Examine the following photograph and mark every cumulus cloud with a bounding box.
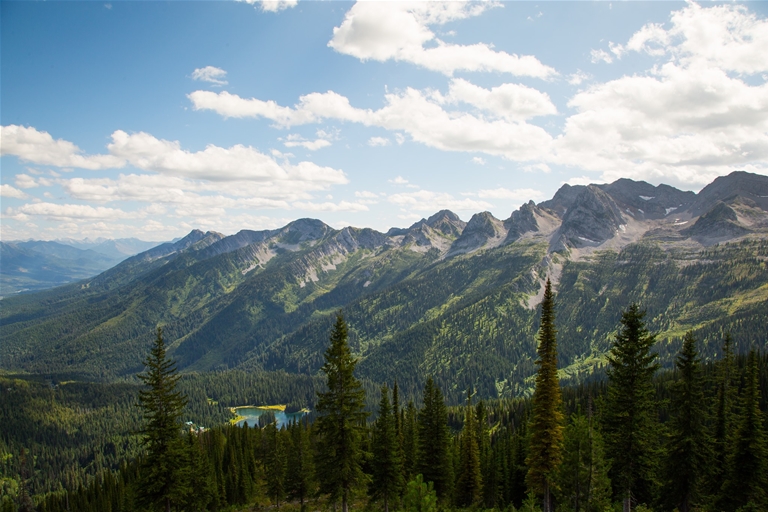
[0,184,28,199]
[475,187,544,201]
[10,202,136,221]
[368,136,390,147]
[328,1,556,78]
[590,49,613,64]
[435,78,557,121]
[238,0,298,12]
[568,70,591,86]
[282,133,332,150]
[1,125,124,170]
[472,157,485,165]
[292,200,368,212]
[191,66,228,86]
[389,176,410,185]
[189,83,554,161]
[388,189,492,212]
[556,2,768,186]
[355,190,379,199]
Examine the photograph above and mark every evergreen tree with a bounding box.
[286,419,315,510]
[403,475,437,512]
[176,431,215,512]
[556,410,611,512]
[455,388,482,507]
[475,400,494,508]
[602,304,660,512]
[711,332,736,494]
[137,327,188,512]
[719,350,768,511]
[403,400,418,482]
[416,377,452,501]
[265,423,287,507]
[371,385,404,512]
[526,279,564,512]
[661,331,710,512]
[315,312,368,512]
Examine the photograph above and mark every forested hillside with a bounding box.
[2,173,767,404]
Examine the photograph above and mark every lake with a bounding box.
[234,406,308,429]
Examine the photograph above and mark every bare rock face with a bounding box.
[538,183,585,217]
[687,171,768,216]
[598,178,695,220]
[682,201,752,241]
[449,211,506,254]
[553,186,626,249]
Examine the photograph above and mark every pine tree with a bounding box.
[556,409,611,512]
[416,377,452,501]
[315,312,368,512]
[526,279,564,512]
[403,400,418,482]
[455,388,483,507]
[371,385,404,512]
[403,475,437,512]
[719,350,768,511]
[602,304,660,512]
[265,423,287,507]
[476,400,494,508]
[661,331,710,512]
[286,419,315,510]
[137,327,188,512]
[711,332,736,494]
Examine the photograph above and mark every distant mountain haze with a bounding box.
[1,172,766,401]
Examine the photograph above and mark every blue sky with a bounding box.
[2,1,767,241]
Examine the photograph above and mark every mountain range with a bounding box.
[1,171,767,402]
[0,237,161,295]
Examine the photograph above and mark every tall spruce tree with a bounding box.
[711,332,737,495]
[137,327,188,512]
[403,400,418,482]
[526,279,564,512]
[602,304,660,512]
[315,312,368,512]
[371,385,404,512]
[555,410,611,512]
[265,423,287,507]
[416,377,452,501]
[455,388,483,507]
[661,331,710,512]
[286,419,315,510]
[719,350,768,511]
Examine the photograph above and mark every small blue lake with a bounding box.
[234,407,308,429]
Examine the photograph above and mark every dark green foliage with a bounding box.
[719,350,768,511]
[526,279,564,512]
[315,312,368,512]
[416,377,452,501]
[661,332,710,512]
[402,400,418,482]
[371,385,404,512]
[286,419,315,507]
[403,475,437,512]
[711,332,737,495]
[136,328,188,512]
[602,304,660,510]
[556,409,611,512]
[455,389,482,507]
[264,423,287,506]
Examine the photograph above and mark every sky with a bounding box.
[1,1,767,242]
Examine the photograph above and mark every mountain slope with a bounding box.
[1,172,767,402]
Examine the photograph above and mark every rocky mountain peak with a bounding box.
[449,211,506,254]
[687,171,768,216]
[553,185,626,249]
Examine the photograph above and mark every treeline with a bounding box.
[20,306,768,512]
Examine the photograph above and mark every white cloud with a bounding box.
[292,200,368,212]
[395,133,406,145]
[568,70,591,86]
[472,157,485,165]
[14,174,39,189]
[10,202,136,221]
[389,176,410,185]
[436,78,557,121]
[368,136,390,147]
[522,163,550,174]
[555,3,768,186]
[191,66,228,86]
[283,133,332,150]
[355,190,379,199]
[590,49,613,64]
[190,85,553,161]
[388,189,492,212]
[238,0,298,12]
[328,1,556,78]
[565,176,604,187]
[1,125,124,170]
[0,184,28,199]
[475,187,543,201]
